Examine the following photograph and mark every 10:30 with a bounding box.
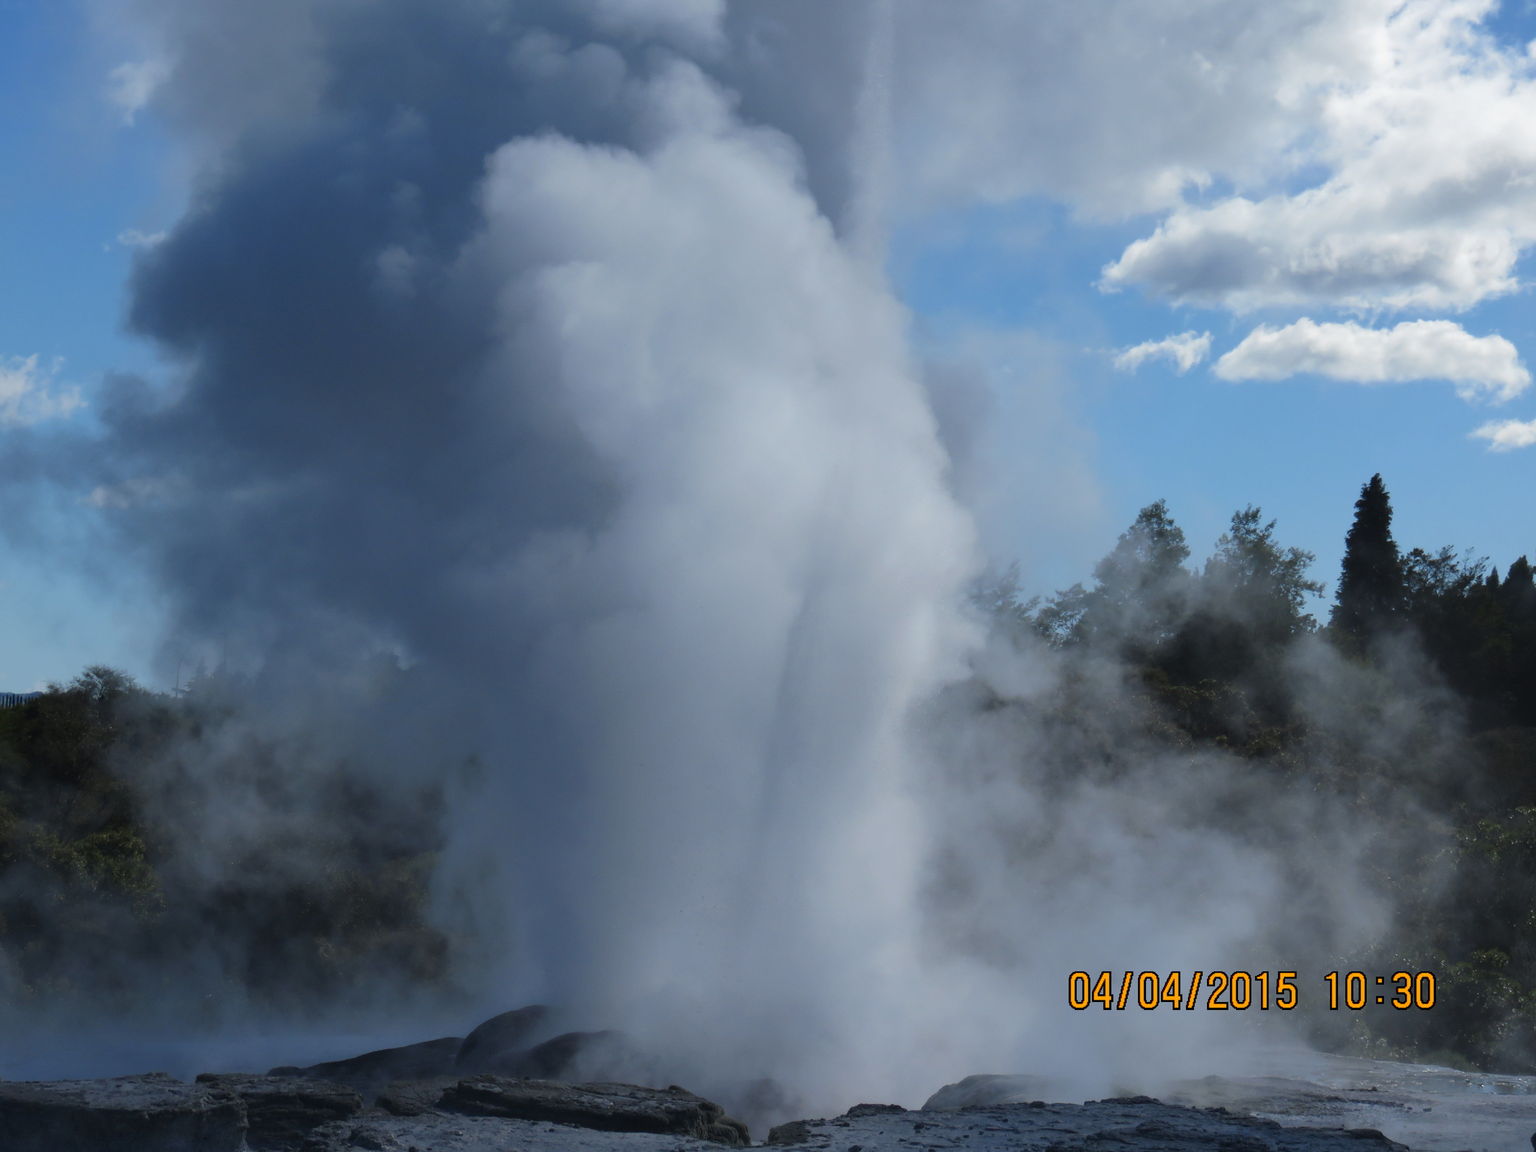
[1325,970,1436,1009]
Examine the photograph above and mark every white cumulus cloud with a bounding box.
[1214,319,1530,403]
[1472,418,1536,451]
[0,356,85,427]
[1113,331,1212,374]
[1102,0,1536,313]
[889,0,1404,217]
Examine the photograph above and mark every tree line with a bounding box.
[994,473,1536,730]
[976,473,1536,1071]
[0,667,450,1026]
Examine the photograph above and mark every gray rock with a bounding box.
[455,1004,550,1069]
[299,1112,732,1152]
[195,1073,363,1150]
[0,1072,1445,1152]
[767,1118,816,1145]
[842,1102,905,1118]
[0,1071,246,1152]
[774,1096,1412,1152]
[439,1075,750,1145]
[270,1036,462,1096]
[924,1060,1536,1151]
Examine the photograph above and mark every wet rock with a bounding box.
[195,1073,363,1150]
[0,1071,246,1152]
[455,1004,550,1069]
[270,1036,462,1096]
[439,1075,750,1145]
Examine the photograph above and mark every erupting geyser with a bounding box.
[4,0,1434,1125]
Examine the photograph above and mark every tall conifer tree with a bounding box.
[1503,555,1534,604]
[1330,473,1405,646]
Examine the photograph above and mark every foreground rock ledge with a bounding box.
[770,1097,1411,1152]
[0,1073,749,1151]
[0,1072,246,1152]
[298,1113,742,1152]
[194,1073,364,1150]
[441,1076,750,1145]
[0,1077,1430,1152]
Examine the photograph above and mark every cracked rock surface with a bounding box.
[194,1073,364,1150]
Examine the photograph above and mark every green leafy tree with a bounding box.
[1161,507,1320,703]
[1397,546,1521,725]
[1043,500,1192,655]
[1496,556,1536,725]
[1204,506,1324,644]
[1330,473,1406,648]
[1034,582,1089,646]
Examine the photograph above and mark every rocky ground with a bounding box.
[0,1007,1512,1151]
[767,1098,1412,1152]
[922,1056,1536,1152]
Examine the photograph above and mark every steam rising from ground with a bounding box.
[19,0,1448,1117]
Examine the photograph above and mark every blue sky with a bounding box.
[894,189,1536,601]
[0,0,180,690]
[6,1,1536,688]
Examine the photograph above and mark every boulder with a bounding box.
[270,1036,462,1096]
[195,1073,363,1150]
[0,1072,246,1152]
[439,1075,750,1145]
[455,1004,550,1069]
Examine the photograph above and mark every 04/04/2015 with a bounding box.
[1067,970,1437,1011]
